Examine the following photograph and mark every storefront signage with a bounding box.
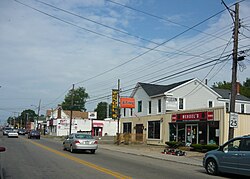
[120,97,135,108]
[112,89,119,119]
[166,97,178,110]
[88,112,97,119]
[172,111,214,122]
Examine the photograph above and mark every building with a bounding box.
[46,105,117,137]
[120,79,250,145]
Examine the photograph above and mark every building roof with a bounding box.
[64,110,88,119]
[212,88,250,101]
[138,79,192,97]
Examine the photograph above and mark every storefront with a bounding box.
[169,111,220,145]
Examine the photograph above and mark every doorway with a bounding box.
[185,124,198,145]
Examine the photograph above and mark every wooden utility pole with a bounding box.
[229,3,239,140]
[37,99,41,130]
[69,84,75,135]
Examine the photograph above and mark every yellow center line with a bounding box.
[23,138,132,179]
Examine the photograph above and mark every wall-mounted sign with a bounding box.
[172,111,214,122]
[88,112,97,119]
[112,89,119,119]
[120,97,135,108]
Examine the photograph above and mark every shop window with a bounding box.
[148,101,151,114]
[138,101,142,113]
[158,99,161,113]
[169,123,176,141]
[241,104,245,113]
[178,98,183,110]
[123,122,132,134]
[148,121,160,139]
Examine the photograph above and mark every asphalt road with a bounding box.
[0,134,246,179]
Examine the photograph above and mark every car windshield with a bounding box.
[75,134,93,139]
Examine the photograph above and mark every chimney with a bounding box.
[205,79,208,85]
[57,104,62,119]
[236,82,240,95]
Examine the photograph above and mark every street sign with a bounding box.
[230,112,238,128]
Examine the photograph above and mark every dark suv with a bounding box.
[203,135,250,176]
[28,130,40,139]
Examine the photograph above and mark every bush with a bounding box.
[165,141,184,148]
[191,144,219,152]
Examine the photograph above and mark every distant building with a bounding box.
[46,105,117,136]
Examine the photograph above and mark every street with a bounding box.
[0,134,246,179]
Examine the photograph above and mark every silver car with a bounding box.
[63,133,98,154]
[203,135,250,177]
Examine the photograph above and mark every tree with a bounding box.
[62,86,89,111]
[213,78,250,98]
[94,102,111,120]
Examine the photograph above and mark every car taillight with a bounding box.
[74,140,80,144]
[94,141,98,144]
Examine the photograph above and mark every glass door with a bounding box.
[185,124,198,145]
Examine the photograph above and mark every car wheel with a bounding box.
[90,150,96,154]
[70,145,75,153]
[206,159,218,175]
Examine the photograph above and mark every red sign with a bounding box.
[172,111,213,122]
[120,97,135,108]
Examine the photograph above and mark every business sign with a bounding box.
[120,97,135,108]
[229,112,238,128]
[112,89,119,119]
[166,97,178,110]
[88,112,97,119]
[172,111,214,122]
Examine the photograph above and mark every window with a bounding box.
[148,120,160,139]
[130,108,133,116]
[123,122,132,133]
[223,139,241,152]
[241,104,245,113]
[179,98,183,110]
[148,101,151,114]
[123,108,126,117]
[208,101,213,108]
[226,102,229,112]
[138,101,142,112]
[240,139,250,151]
[158,99,161,113]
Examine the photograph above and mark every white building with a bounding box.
[46,106,117,137]
[120,78,250,145]
[121,78,250,118]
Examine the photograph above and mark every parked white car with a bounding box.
[7,129,19,138]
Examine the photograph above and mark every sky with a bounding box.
[0,0,250,124]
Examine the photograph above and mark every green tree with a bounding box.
[94,102,112,120]
[62,87,89,111]
[213,78,250,98]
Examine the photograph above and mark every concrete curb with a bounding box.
[99,144,203,167]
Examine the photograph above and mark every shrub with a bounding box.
[191,144,219,152]
[165,141,184,148]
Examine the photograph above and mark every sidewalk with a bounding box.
[99,143,204,167]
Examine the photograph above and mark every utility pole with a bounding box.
[229,3,239,140]
[117,79,120,134]
[69,84,75,135]
[37,99,41,130]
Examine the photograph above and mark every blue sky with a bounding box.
[0,0,249,124]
